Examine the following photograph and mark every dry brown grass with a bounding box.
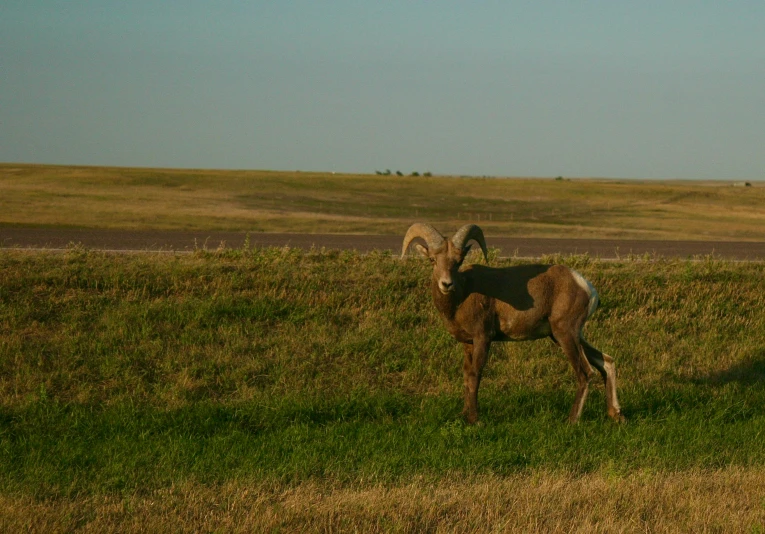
[3,470,764,533]
[2,163,764,240]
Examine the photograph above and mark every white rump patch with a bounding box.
[570,268,599,319]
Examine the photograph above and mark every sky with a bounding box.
[2,1,764,179]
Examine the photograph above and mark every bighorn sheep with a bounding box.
[402,223,624,424]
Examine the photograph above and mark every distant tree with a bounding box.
[375,170,383,175]
[396,170,403,176]
[411,171,420,177]
[424,171,432,177]
[384,169,392,176]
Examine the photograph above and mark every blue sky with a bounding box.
[2,1,764,179]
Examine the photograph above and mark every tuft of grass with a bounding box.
[2,248,765,529]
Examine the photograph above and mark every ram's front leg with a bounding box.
[462,339,490,425]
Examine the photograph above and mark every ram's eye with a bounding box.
[429,257,435,264]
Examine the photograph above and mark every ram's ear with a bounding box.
[414,243,429,258]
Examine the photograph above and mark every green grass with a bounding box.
[6,387,765,498]
[2,163,765,239]
[2,247,765,502]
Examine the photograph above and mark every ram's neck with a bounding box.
[431,275,470,320]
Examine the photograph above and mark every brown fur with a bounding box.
[406,228,624,424]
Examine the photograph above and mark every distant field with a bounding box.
[1,163,764,240]
[2,247,765,531]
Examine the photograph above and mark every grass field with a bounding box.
[2,246,765,531]
[2,163,765,240]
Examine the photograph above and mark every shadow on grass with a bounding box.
[687,349,765,388]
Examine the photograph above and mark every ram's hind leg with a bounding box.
[580,339,624,423]
[552,332,592,423]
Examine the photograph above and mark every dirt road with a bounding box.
[2,228,765,259]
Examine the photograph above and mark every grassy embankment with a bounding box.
[2,163,764,240]
[2,246,765,531]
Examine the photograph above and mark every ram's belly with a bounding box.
[496,316,552,341]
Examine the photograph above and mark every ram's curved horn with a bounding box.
[401,223,446,258]
[450,224,488,262]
